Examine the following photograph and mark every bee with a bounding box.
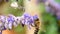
[34,18,40,34]
[30,15,40,34]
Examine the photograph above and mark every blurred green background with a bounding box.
[0,0,60,34]
[38,0,60,34]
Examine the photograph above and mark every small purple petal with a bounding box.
[23,13,31,18]
[7,15,15,23]
[33,15,39,20]
[0,16,6,23]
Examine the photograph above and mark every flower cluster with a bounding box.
[0,13,39,31]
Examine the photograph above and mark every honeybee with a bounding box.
[34,18,40,34]
[30,15,40,34]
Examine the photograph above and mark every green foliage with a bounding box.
[55,0,60,3]
[39,3,46,13]
[18,0,23,6]
[6,7,24,16]
[38,3,58,34]
[13,25,26,34]
[4,0,24,16]
[10,0,23,6]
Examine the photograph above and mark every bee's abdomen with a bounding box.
[34,27,39,34]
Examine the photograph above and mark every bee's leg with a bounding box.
[31,23,35,27]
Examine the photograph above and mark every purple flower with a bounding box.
[7,14,15,23]
[26,18,34,29]
[0,15,7,31]
[23,13,34,24]
[0,15,6,23]
[33,15,39,20]
[6,14,16,29]
[23,13,31,19]
[22,13,38,29]
[49,0,60,9]
[0,14,39,30]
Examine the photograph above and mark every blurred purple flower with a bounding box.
[7,15,15,23]
[22,13,39,29]
[23,13,31,19]
[33,15,39,20]
[0,14,39,30]
[23,13,34,24]
[6,14,16,29]
[21,13,35,29]
[0,15,6,23]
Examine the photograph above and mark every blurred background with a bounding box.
[0,0,60,34]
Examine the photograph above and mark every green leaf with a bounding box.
[55,0,60,3]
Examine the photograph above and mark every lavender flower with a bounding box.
[23,13,31,19]
[0,15,6,23]
[19,13,33,29]
[33,15,39,20]
[0,23,4,31]
[0,14,39,30]
[7,14,15,22]
[21,13,39,29]
[5,14,16,29]
[0,15,6,30]
[13,17,21,27]
[45,0,60,20]
[21,13,31,25]
[23,13,33,25]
